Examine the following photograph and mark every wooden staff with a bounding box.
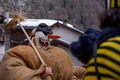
[17,20,45,65]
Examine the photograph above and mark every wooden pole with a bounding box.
[17,20,46,65]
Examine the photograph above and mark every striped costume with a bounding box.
[110,0,120,8]
[85,27,120,80]
[105,0,120,9]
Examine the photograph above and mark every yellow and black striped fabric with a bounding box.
[84,36,120,80]
[110,0,120,8]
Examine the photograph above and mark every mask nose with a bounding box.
[48,34,61,39]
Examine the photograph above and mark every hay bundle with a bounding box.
[4,14,25,30]
[0,45,73,80]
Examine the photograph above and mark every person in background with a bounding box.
[0,13,6,62]
[85,8,120,80]
[71,0,120,80]
[0,13,6,44]
[0,14,6,24]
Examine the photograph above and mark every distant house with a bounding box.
[51,21,83,47]
[50,21,84,66]
[1,19,84,66]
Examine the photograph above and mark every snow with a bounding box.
[7,18,74,28]
[6,18,84,33]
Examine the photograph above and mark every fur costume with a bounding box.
[70,28,101,64]
[0,45,73,80]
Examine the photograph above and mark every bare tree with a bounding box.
[0,0,105,30]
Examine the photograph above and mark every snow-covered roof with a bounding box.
[6,18,84,33]
[7,18,73,27]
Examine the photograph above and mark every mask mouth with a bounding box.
[39,37,50,49]
[38,34,61,49]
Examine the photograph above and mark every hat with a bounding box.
[37,23,53,35]
[70,28,101,64]
[105,0,120,9]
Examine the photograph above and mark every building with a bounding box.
[1,19,84,66]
